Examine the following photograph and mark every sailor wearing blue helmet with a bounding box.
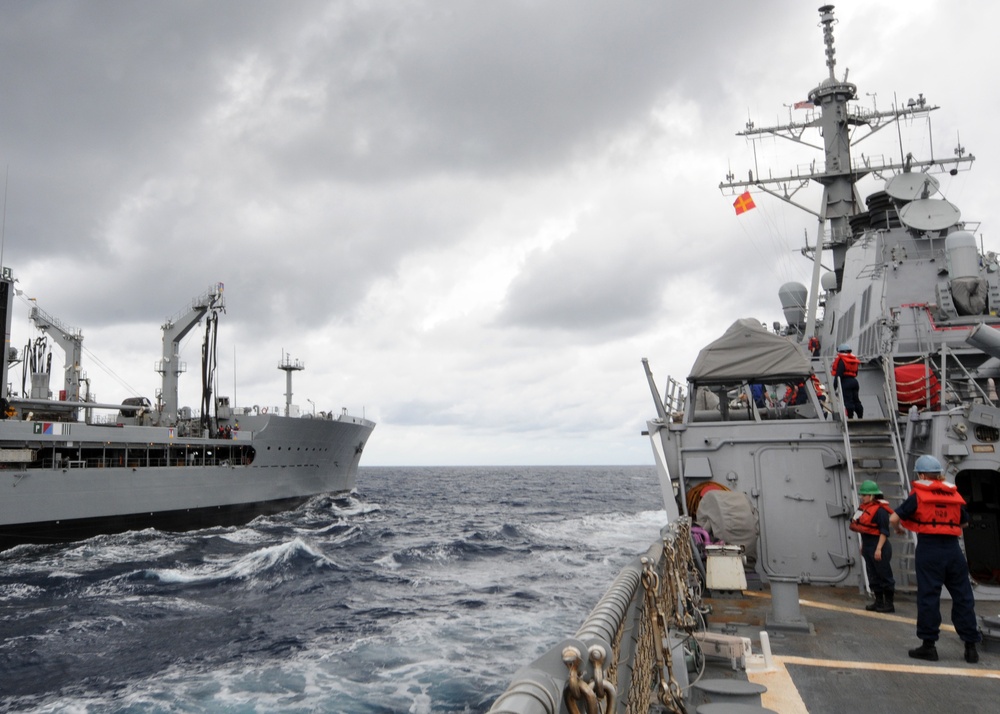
[890,454,981,663]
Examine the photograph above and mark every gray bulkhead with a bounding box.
[650,319,861,585]
[669,418,853,584]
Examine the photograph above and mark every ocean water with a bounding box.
[0,465,665,713]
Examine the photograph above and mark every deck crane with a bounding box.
[155,283,224,425]
[29,303,85,417]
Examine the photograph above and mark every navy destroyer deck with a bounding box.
[706,586,999,713]
[492,4,999,712]
[488,520,999,713]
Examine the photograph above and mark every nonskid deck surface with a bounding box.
[698,586,999,714]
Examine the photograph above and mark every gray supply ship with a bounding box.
[491,6,1000,713]
[0,274,374,550]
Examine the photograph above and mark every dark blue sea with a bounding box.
[0,465,664,713]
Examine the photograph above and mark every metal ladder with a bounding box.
[841,364,917,592]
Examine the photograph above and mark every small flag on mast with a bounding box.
[794,100,814,109]
[733,191,756,215]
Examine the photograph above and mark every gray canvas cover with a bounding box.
[687,317,812,382]
[695,490,758,562]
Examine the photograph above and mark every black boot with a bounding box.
[909,640,938,661]
[875,590,895,613]
[965,642,979,664]
[865,592,883,611]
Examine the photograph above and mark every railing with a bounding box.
[488,518,704,714]
[34,453,251,470]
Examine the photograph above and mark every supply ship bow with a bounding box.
[0,273,374,550]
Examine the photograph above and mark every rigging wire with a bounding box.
[1,165,7,272]
[730,133,817,296]
[200,310,219,431]
[732,197,812,291]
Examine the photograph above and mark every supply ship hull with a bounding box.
[0,273,374,550]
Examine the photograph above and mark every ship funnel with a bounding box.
[947,231,987,316]
[778,282,808,332]
[947,231,980,278]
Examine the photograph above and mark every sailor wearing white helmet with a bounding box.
[830,343,863,418]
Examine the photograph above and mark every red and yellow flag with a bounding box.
[733,191,756,216]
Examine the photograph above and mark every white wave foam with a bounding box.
[0,533,186,578]
[217,526,273,545]
[147,537,340,584]
[329,496,382,518]
[293,523,364,545]
[46,569,84,579]
[0,582,46,601]
[523,508,666,553]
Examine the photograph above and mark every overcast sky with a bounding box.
[1,1,995,465]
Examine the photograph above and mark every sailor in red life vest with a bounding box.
[807,335,820,357]
[809,373,828,415]
[831,343,863,418]
[850,480,895,612]
[889,455,981,663]
[782,380,808,406]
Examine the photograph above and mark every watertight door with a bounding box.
[755,444,851,583]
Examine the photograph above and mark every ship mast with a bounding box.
[718,4,974,342]
[278,351,304,417]
[803,4,858,339]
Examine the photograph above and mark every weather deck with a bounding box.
[692,585,999,713]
